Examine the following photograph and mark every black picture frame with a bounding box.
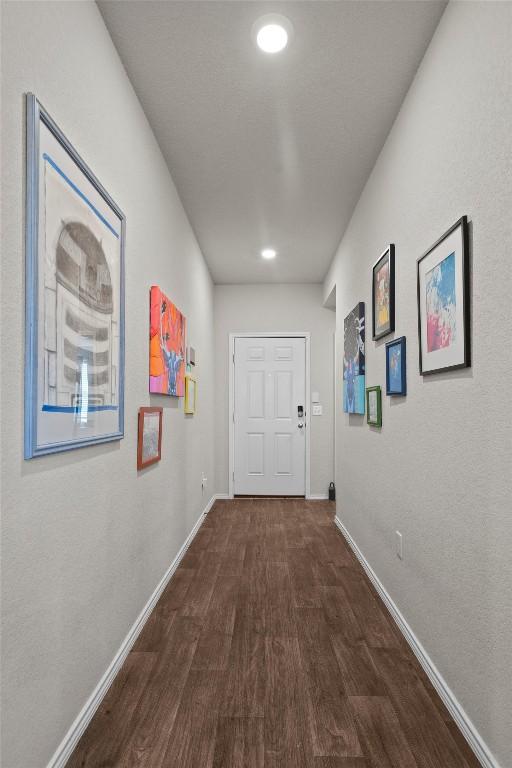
[372,244,395,340]
[417,216,470,375]
[385,336,407,396]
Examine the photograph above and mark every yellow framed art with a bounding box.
[184,375,197,415]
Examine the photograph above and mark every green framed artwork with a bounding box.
[366,386,382,427]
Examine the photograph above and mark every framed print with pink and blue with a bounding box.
[417,216,470,375]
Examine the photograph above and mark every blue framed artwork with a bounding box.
[25,94,125,458]
[343,301,365,414]
[385,336,406,396]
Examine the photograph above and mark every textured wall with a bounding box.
[214,284,335,497]
[324,3,512,766]
[0,2,215,766]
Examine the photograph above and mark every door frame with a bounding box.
[228,331,311,499]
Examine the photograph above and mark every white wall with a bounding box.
[0,3,215,767]
[214,284,335,497]
[324,3,512,766]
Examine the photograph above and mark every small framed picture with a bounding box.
[372,245,395,340]
[186,346,196,366]
[385,336,407,396]
[366,386,382,427]
[184,375,197,415]
[137,407,162,470]
[417,216,470,375]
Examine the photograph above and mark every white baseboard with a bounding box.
[47,495,217,768]
[334,516,500,768]
[215,493,329,501]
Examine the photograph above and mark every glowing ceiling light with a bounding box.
[257,23,288,53]
[252,14,293,55]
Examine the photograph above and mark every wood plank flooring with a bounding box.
[68,499,479,768]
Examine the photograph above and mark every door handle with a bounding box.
[298,422,304,429]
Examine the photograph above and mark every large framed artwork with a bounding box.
[343,302,365,414]
[372,244,395,340]
[137,407,163,470]
[417,216,470,374]
[149,286,186,396]
[386,336,407,396]
[24,94,125,459]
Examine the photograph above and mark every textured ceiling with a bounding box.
[98,0,446,284]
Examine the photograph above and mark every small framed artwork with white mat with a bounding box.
[137,407,162,470]
[417,216,470,375]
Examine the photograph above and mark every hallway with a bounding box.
[2,1,511,765]
[68,499,479,767]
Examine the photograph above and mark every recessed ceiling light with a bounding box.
[257,23,288,53]
[252,14,293,54]
[261,248,277,260]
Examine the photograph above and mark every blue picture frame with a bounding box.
[385,336,407,396]
[25,94,125,458]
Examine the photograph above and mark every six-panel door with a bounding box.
[234,337,306,496]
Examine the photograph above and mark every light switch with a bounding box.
[312,404,323,416]
[312,391,320,403]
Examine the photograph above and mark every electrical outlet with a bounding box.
[396,530,403,560]
[201,475,207,493]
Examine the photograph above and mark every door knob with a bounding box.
[298,422,304,428]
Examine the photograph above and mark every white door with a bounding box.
[234,336,306,496]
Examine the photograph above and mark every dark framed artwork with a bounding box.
[366,386,382,427]
[343,302,365,414]
[372,244,395,340]
[137,407,163,469]
[386,336,407,396]
[25,94,125,458]
[417,216,470,375]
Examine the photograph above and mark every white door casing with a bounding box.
[231,335,308,496]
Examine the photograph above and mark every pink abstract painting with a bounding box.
[426,252,456,352]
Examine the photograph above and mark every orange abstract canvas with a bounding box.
[149,286,186,396]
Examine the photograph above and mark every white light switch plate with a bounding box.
[312,404,323,416]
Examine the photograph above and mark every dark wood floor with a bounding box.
[68,499,479,768]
